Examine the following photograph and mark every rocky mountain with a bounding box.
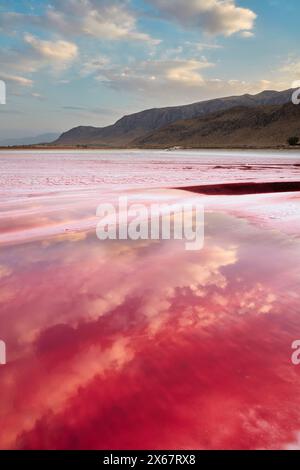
[133,102,300,148]
[54,89,295,147]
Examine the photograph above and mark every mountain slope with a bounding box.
[133,102,300,148]
[54,89,294,147]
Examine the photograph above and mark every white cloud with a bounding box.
[0,35,78,95]
[98,58,214,90]
[194,42,223,51]
[24,34,78,64]
[240,30,254,38]
[0,73,33,87]
[280,59,300,77]
[0,0,160,45]
[272,58,300,89]
[148,0,256,36]
[0,34,78,89]
[94,58,273,106]
[163,59,213,85]
[78,3,160,44]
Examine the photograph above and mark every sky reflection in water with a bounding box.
[0,212,300,449]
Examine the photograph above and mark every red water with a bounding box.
[1,150,300,450]
[0,212,300,449]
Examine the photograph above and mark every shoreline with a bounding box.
[1,145,300,151]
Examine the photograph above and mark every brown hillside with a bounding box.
[134,102,300,149]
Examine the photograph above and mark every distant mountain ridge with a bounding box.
[0,133,60,147]
[54,89,295,147]
[134,102,300,148]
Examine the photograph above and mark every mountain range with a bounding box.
[134,102,300,148]
[54,88,297,148]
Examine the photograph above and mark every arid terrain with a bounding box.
[51,89,299,149]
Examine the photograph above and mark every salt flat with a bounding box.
[0,149,300,245]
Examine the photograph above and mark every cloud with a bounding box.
[269,58,300,90]
[80,56,110,77]
[98,58,214,90]
[0,34,78,93]
[193,42,223,51]
[148,0,256,36]
[0,0,160,45]
[165,59,211,85]
[0,73,33,87]
[94,58,274,106]
[280,59,300,78]
[24,34,78,64]
[240,30,254,38]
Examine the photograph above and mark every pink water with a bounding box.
[0,150,300,449]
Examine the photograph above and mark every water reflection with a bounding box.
[0,212,300,449]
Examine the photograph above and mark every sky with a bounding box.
[0,0,299,139]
